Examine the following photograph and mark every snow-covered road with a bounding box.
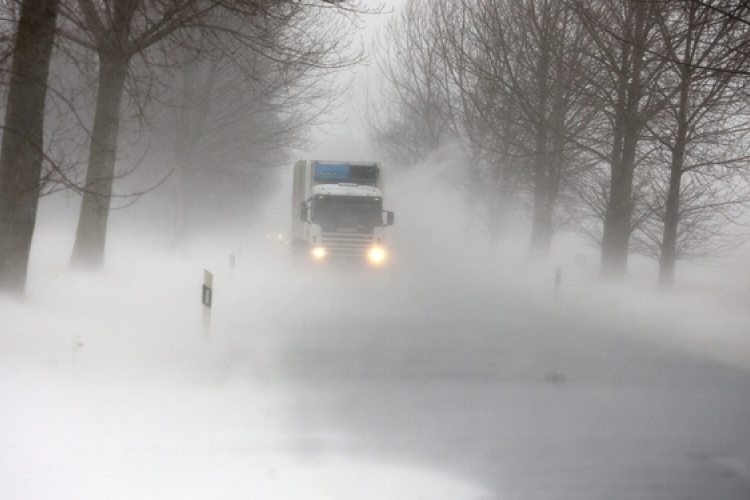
[2,237,750,499]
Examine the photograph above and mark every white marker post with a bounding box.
[202,269,213,336]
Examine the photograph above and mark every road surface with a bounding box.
[222,259,750,500]
[3,254,750,500]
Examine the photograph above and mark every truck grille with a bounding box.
[321,231,373,257]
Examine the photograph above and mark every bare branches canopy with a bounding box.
[369,0,750,285]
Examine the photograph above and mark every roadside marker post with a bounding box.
[202,269,213,336]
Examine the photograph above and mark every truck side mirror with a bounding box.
[299,202,308,222]
[384,211,395,226]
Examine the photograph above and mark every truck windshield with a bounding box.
[311,196,383,228]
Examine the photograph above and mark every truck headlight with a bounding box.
[368,246,386,264]
[312,246,326,259]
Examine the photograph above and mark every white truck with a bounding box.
[291,160,395,264]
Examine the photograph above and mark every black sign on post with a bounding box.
[202,269,213,338]
[202,284,212,308]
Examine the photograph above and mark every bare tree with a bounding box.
[633,163,750,263]
[569,0,680,279]
[153,36,337,251]
[58,0,361,269]
[367,0,450,168]
[0,0,59,294]
[458,0,597,256]
[369,1,522,245]
[645,0,750,287]
[371,0,750,285]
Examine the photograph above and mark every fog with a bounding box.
[2,158,750,499]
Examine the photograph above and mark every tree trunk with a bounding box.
[600,0,647,280]
[600,143,635,278]
[659,77,690,289]
[532,71,567,259]
[529,42,551,258]
[529,181,554,256]
[659,157,682,288]
[0,0,58,294]
[530,151,554,257]
[70,51,129,269]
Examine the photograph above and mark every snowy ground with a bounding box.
[2,187,750,498]
[1,226,496,500]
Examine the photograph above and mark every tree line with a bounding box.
[0,0,363,295]
[369,0,750,287]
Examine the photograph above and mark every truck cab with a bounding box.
[292,161,394,264]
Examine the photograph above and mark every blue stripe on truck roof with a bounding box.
[314,163,349,180]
